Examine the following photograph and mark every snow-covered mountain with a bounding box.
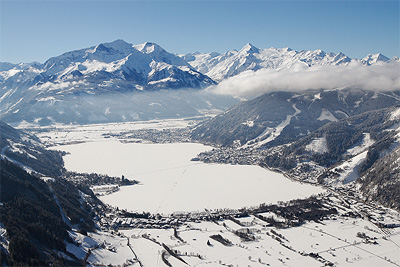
[191,88,400,148]
[182,43,397,82]
[361,53,391,65]
[0,40,215,114]
[0,62,41,72]
[262,104,400,210]
[0,40,227,125]
[0,39,214,93]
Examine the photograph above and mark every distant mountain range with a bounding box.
[181,43,398,82]
[2,40,397,89]
[0,39,398,125]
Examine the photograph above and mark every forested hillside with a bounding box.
[0,120,64,176]
[192,88,400,148]
[0,158,102,265]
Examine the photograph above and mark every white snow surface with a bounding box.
[390,107,400,121]
[317,109,338,122]
[331,151,369,185]
[0,222,9,252]
[56,140,323,214]
[35,117,204,145]
[306,136,329,154]
[242,104,300,149]
[71,214,400,267]
[345,133,374,156]
[33,119,400,266]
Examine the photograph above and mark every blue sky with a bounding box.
[0,0,399,63]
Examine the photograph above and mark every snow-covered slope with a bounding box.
[191,88,400,148]
[259,104,400,207]
[359,143,400,210]
[0,120,64,176]
[0,39,214,93]
[182,43,396,82]
[361,53,390,65]
[0,40,224,125]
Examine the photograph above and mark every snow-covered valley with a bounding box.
[29,118,400,267]
[57,140,323,214]
[44,118,324,214]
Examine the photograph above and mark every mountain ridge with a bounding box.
[1,40,398,126]
[181,43,399,82]
[191,88,400,148]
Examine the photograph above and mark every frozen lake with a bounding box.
[58,140,324,214]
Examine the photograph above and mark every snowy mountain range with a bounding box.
[0,39,398,125]
[1,40,397,89]
[181,43,399,82]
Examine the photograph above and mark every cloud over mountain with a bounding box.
[210,62,400,97]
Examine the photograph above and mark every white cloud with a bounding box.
[209,62,400,97]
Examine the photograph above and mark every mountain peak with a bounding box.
[94,43,111,53]
[375,53,390,62]
[362,53,390,65]
[83,39,133,57]
[391,56,400,62]
[134,42,165,54]
[313,49,326,57]
[240,43,260,54]
[101,39,133,52]
[108,39,129,45]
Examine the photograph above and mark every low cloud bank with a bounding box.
[210,62,400,97]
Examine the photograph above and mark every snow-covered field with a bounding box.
[57,140,324,214]
[71,214,400,267]
[32,117,204,145]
